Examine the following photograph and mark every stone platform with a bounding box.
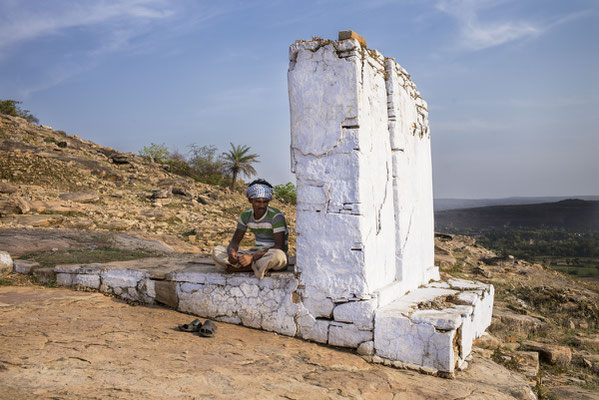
[12,255,493,376]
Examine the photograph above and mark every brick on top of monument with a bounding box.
[338,30,367,47]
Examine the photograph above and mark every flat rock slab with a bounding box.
[0,228,176,256]
[0,286,535,399]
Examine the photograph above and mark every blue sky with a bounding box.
[1,0,597,199]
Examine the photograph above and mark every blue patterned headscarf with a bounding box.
[246,183,273,200]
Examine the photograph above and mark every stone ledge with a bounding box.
[11,255,493,376]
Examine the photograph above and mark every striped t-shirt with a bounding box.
[237,206,288,252]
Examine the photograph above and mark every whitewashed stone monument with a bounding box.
[12,31,494,377]
[288,32,493,374]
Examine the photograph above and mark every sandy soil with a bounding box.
[0,286,535,400]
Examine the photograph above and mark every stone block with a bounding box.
[296,310,329,343]
[338,30,367,47]
[137,278,156,303]
[101,269,146,288]
[33,267,56,284]
[12,259,39,274]
[56,273,73,286]
[73,274,100,289]
[374,313,456,373]
[328,322,373,348]
[333,299,377,329]
[0,251,13,274]
[410,309,463,330]
[154,280,179,308]
[300,288,334,318]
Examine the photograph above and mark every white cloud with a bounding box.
[0,0,174,51]
[435,0,587,51]
[0,0,234,96]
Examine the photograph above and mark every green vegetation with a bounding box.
[139,142,171,164]
[443,227,599,278]
[221,143,259,190]
[274,182,297,204]
[0,99,39,124]
[187,144,227,186]
[138,142,261,189]
[22,248,153,268]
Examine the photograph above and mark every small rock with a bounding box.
[110,153,131,164]
[59,191,99,203]
[473,333,501,350]
[172,188,191,197]
[473,265,492,278]
[197,195,212,205]
[0,251,13,275]
[473,347,494,358]
[57,141,68,148]
[579,321,589,329]
[0,182,18,194]
[514,351,539,378]
[579,354,599,373]
[15,197,31,214]
[150,188,171,200]
[357,341,374,356]
[568,320,576,330]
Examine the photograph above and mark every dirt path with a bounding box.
[0,286,535,400]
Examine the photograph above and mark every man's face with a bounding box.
[249,197,269,218]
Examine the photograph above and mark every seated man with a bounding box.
[212,179,288,279]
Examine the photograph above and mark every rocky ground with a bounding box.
[1,115,599,399]
[0,114,296,254]
[0,285,536,400]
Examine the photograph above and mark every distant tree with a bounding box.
[0,99,39,124]
[221,143,259,190]
[167,150,193,177]
[139,143,171,164]
[188,144,226,185]
[274,182,297,204]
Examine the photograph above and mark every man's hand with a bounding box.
[228,248,239,264]
[238,253,253,267]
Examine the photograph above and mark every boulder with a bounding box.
[490,309,545,334]
[522,340,571,365]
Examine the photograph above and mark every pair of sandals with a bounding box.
[178,318,217,337]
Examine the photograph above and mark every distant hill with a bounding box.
[435,199,599,232]
[434,196,599,212]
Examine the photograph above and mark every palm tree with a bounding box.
[221,143,259,190]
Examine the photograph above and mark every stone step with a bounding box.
[373,279,494,375]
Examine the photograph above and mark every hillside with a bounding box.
[435,199,599,232]
[1,114,598,398]
[0,114,296,254]
[435,196,599,212]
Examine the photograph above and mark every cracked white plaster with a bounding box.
[329,321,373,348]
[101,269,146,289]
[290,38,397,304]
[333,299,377,329]
[72,274,100,289]
[56,272,73,286]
